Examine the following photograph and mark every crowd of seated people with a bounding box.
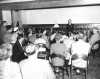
[0,22,100,79]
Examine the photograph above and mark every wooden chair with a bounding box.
[50,53,70,79]
[70,54,89,79]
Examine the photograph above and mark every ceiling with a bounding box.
[0,0,35,3]
[0,0,100,10]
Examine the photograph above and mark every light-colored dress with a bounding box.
[0,59,22,79]
[0,43,22,79]
[20,45,55,79]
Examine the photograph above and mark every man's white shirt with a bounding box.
[71,39,91,68]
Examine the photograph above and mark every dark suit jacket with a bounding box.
[66,24,74,33]
[11,39,28,63]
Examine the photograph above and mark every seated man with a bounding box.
[71,33,91,69]
[11,36,28,63]
[50,33,67,67]
[50,34,69,79]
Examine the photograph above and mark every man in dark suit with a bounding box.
[11,30,28,63]
[66,19,74,34]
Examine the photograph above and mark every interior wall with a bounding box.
[20,6,100,24]
[2,10,11,25]
[2,6,100,25]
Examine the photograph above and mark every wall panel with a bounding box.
[20,6,100,24]
[2,6,100,25]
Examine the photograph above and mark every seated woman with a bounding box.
[89,28,100,58]
[20,42,55,79]
[34,34,50,60]
[0,43,22,79]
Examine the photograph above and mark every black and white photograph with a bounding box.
[0,0,100,79]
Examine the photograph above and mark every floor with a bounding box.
[55,51,100,79]
[88,53,100,79]
[71,52,100,79]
